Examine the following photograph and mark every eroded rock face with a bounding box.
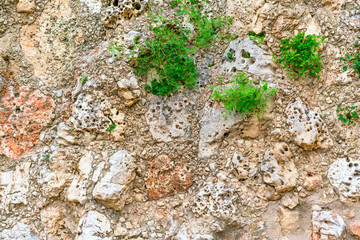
[175,219,215,240]
[93,150,136,211]
[328,158,360,201]
[0,223,39,240]
[67,151,94,204]
[146,95,194,143]
[260,143,298,193]
[312,209,345,240]
[222,37,275,75]
[278,207,299,234]
[0,86,55,159]
[286,98,332,151]
[193,181,239,222]
[17,0,35,13]
[199,102,242,158]
[0,162,31,209]
[104,0,149,28]
[146,155,192,200]
[76,211,111,240]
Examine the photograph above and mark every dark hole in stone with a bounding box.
[133,2,141,10]
[113,0,119,6]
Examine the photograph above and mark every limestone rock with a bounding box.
[328,158,360,200]
[41,205,77,240]
[199,102,242,158]
[93,150,136,211]
[350,222,360,239]
[193,181,239,221]
[56,122,75,145]
[117,72,141,107]
[146,155,192,200]
[17,0,35,13]
[146,95,193,143]
[312,209,345,239]
[280,192,299,209]
[67,152,94,204]
[80,0,102,14]
[304,172,323,191]
[104,0,149,28]
[278,206,299,233]
[260,143,298,193]
[71,92,112,132]
[76,211,111,240]
[0,223,39,240]
[175,219,215,240]
[231,152,257,180]
[0,162,31,209]
[222,37,275,75]
[0,86,55,159]
[286,98,332,151]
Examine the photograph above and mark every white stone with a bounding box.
[0,223,39,240]
[328,158,360,200]
[286,98,332,151]
[56,122,75,145]
[92,150,136,210]
[80,0,102,14]
[199,102,242,158]
[222,37,275,75]
[76,211,111,240]
[312,210,345,239]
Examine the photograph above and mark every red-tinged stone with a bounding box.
[0,86,55,160]
[350,222,360,239]
[146,155,192,200]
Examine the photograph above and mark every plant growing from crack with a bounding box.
[80,77,87,85]
[248,31,265,44]
[336,104,359,125]
[107,115,116,132]
[108,0,236,96]
[211,72,277,119]
[273,32,326,79]
[340,41,360,78]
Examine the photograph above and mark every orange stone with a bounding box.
[350,222,360,239]
[146,155,192,200]
[0,86,55,160]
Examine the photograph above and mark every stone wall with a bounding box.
[1,0,360,239]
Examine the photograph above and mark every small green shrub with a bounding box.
[227,49,235,61]
[273,32,325,79]
[42,154,50,161]
[107,123,116,132]
[107,42,125,61]
[336,104,359,125]
[109,0,235,96]
[340,41,360,78]
[248,31,265,44]
[80,77,88,85]
[211,72,277,119]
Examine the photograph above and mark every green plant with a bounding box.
[340,41,360,78]
[80,77,87,85]
[248,31,265,44]
[211,72,277,119]
[107,123,116,132]
[273,32,326,79]
[336,104,359,125]
[109,0,235,96]
[42,154,50,161]
[107,41,125,61]
[227,49,235,61]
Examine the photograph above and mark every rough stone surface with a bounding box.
[312,209,345,240]
[286,98,332,151]
[93,150,136,210]
[76,211,111,240]
[0,223,39,240]
[146,95,194,142]
[199,102,242,158]
[146,155,192,200]
[222,37,275,75]
[278,206,299,233]
[260,143,298,193]
[104,0,149,28]
[17,0,36,13]
[350,222,360,239]
[328,158,360,200]
[0,86,55,159]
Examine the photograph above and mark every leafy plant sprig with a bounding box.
[336,104,359,125]
[108,0,236,96]
[273,32,326,79]
[211,72,277,119]
[80,77,87,85]
[340,41,360,78]
[248,31,265,45]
